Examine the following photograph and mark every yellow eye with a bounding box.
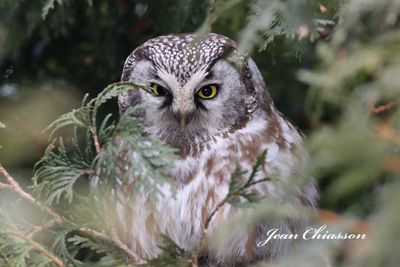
[197,84,218,99]
[150,83,169,96]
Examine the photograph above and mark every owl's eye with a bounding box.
[150,83,169,96]
[197,84,218,99]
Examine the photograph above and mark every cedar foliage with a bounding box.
[0,0,399,266]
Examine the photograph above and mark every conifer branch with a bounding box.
[6,229,66,267]
[191,152,270,266]
[204,151,269,231]
[0,162,148,264]
[78,227,146,264]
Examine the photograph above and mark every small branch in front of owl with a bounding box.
[191,152,271,265]
[89,127,101,154]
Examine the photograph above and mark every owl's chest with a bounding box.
[170,116,286,185]
[155,115,303,251]
[163,128,279,248]
[171,132,254,187]
[163,138,239,248]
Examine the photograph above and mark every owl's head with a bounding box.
[119,33,273,152]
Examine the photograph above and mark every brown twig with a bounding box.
[203,200,225,232]
[0,163,62,224]
[372,102,394,114]
[190,198,226,267]
[90,127,101,154]
[7,229,65,267]
[191,154,269,267]
[0,162,148,265]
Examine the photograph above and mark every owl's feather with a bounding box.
[117,33,318,266]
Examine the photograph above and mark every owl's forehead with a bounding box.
[135,34,236,83]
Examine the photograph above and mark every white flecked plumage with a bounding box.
[117,33,318,266]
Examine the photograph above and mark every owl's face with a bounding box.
[119,34,264,150]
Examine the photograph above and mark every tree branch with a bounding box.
[7,229,65,267]
[90,127,101,154]
[1,152,266,267]
[0,163,146,264]
[192,155,269,266]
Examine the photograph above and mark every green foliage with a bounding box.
[239,0,319,52]
[94,110,178,197]
[32,134,93,205]
[225,151,270,206]
[43,82,142,138]
[0,205,62,267]
[298,0,400,216]
[32,82,177,206]
[0,81,180,266]
[67,235,126,266]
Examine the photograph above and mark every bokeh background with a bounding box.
[0,0,330,169]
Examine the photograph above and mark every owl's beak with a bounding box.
[174,111,192,131]
[179,116,187,131]
[172,94,194,131]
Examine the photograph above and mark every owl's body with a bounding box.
[118,33,318,266]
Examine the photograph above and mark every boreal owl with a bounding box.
[117,33,318,266]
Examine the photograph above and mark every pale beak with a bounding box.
[172,93,194,131]
[174,111,192,131]
[179,115,186,131]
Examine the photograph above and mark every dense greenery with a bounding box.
[0,0,399,266]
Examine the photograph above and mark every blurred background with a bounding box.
[0,0,333,169]
[0,1,400,266]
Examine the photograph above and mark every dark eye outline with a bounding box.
[150,83,170,97]
[196,84,218,99]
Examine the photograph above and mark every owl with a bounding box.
[117,33,318,266]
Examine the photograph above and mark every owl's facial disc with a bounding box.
[121,57,247,144]
[142,60,245,136]
[147,67,198,131]
[120,53,247,147]
[119,33,270,149]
